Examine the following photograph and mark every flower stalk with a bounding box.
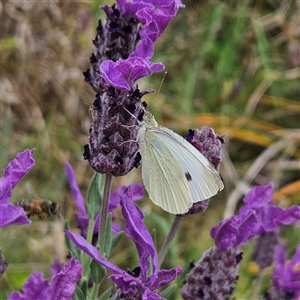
[158,215,183,267]
[98,173,113,256]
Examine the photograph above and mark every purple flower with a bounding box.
[65,162,89,236]
[265,245,300,299]
[181,247,241,300]
[83,0,184,176]
[0,149,35,227]
[8,272,51,300]
[8,257,82,300]
[210,183,300,251]
[65,186,183,299]
[116,0,185,59]
[50,258,63,278]
[65,162,144,238]
[182,127,224,215]
[49,257,82,300]
[186,127,224,171]
[181,184,300,299]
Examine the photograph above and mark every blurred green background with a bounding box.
[1,0,299,299]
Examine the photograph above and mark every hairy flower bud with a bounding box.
[186,127,224,171]
[181,127,224,215]
[83,87,153,176]
[181,247,241,300]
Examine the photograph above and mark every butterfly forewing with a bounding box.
[139,129,193,214]
[137,111,223,214]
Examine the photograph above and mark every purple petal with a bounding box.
[0,203,31,227]
[4,149,35,189]
[64,230,122,274]
[243,183,273,208]
[74,213,90,237]
[120,187,158,285]
[233,213,260,247]
[65,162,87,216]
[283,245,300,291]
[50,258,63,279]
[141,291,165,300]
[50,257,82,300]
[8,272,51,300]
[112,223,121,233]
[109,272,142,295]
[210,218,239,251]
[273,245,300,295]
[260,205,300,231]
[91,184,144,236]
[118,0,184,59]
[108,183,144,211]
[211,183,300,251]
[0,176,12,205]
[101,58,164,90]
[92,210,121,234]
[153,266,184,289]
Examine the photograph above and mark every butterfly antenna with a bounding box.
[123,107,142,126]
[156,71,167,100]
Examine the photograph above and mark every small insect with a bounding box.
[16,200,60,220]
[136,110,224,214]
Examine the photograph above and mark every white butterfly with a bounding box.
[137,111,224,214]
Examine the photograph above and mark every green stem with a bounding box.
[90,282,101,300]
[158,215,183,267]
[98,173,112,256]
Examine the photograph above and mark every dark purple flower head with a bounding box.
[182,127,224,215]
[8,257,82,300]
[65,186,183,299]
[65,162,144,240]
[181,247,241,300]
[84,57,161,176]
[0,149,35,227]
[210,183,300,251]
[186,127,224,171]
[266,245,300,299]
[83,85,153,177]
[83,0,184,176]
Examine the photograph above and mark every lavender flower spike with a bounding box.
[83,0,184,176]
[8,257,82,300]
[181,184,300,299]
[65,186,183,299]
[0,149,35,227]
[184,127,224,215]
